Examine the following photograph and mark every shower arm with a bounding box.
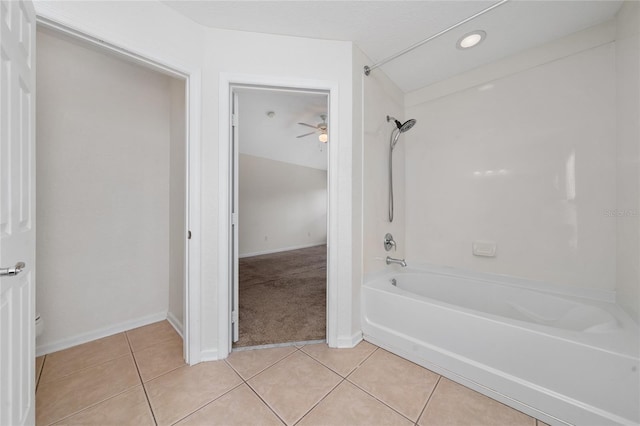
[364,0,509,76]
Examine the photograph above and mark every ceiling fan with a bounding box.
[297,114,328,143]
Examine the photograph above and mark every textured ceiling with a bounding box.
[236,88,329,170]
[164,0,623,92]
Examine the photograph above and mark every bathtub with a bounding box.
[362,266,640,426]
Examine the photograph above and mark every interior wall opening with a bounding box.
[230,86,329,349]
[35,24,188,360]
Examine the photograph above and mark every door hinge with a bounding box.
[187,230,192,240]
[231,114,238,127]
[232,310,238,324]
[231,212,238,226]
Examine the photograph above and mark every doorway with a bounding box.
[34,24,190,360]
[230,86,329,349]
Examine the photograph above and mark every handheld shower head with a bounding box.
[399,119,416,133]
[386,115,418,223]
[387,115,417,133]
[388,115,417,150]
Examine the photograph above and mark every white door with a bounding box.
[231,92,239,343]
[0,0,36,425]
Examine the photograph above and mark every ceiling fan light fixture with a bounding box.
[319,133,328,143]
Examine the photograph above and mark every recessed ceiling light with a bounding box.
[457,30,486,49]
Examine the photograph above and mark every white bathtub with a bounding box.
[362,266,640,426]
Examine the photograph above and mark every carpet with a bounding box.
[234,245,327,348]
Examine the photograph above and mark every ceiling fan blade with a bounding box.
[296,131,316,138]
[298,122,319,129]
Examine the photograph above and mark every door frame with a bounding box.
[33,16,203,365]
[218,74,340,357]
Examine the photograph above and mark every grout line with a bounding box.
[345,377,417,424]
[42,384,141,426]
[130,350,158,426]
[224,359,248,383]
[343,346,379,380]
[124,331,134,353]
[169,382,246,426]
[296,348,355,380]
[416,375,442,425]
[35,355,46,393]
[293,377,346,426]
[225,346,299,381]
[37,351,132,387]
[244,381,288,426]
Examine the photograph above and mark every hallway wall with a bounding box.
[238,154,327,257]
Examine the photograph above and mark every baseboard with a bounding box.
[200,348,220,362]
[239,243,326,258]
[166,311,184,338]
[335,330,363,348]
[36,311,168,356]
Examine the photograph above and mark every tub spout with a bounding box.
[386,256,407,267]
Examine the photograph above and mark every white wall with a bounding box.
[204,29,357,352]
[239,154,327,257]
[34,0,359,358]
[36,28,177,351]
[615,1,640,322]
[168,79,186,333]
[404,24,617,293]
[355,48,407,276]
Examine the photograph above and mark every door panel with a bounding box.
[0,0,36,424]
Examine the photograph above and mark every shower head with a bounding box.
[399,119,416,133]
[387,115,417,133]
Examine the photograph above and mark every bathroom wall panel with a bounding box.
[361,52,406,275]
[615,1,640,323]
[405,38,617,292]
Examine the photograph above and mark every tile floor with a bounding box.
[36,320,551,426]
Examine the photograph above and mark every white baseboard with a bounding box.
[36,311,168,357]
[200,348,219,362]
[239,242,326,258]
[166,311,184,338]
[336,330,363,348]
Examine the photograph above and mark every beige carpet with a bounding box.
[234,245,327,347]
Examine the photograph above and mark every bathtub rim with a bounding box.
[365,264,639,359]
[366,261,617,304]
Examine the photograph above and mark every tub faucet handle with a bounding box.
[384,233,396,252]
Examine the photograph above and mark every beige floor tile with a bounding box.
[176,383,283,426]
[126,320,178,352]
[39,333,130,384]
[298,380,413,426]
[301,341,377,377]
[226,346,297,380]
[145,360,243,426]
[134,333,185,382]
[36,356,45,387]
[348,349,439,421]
[52,386,154,426]
[418,378,535,426]
[537,420,551,426]
[248,351,342,425]
[36,354,140,426]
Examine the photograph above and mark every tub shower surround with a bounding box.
[362,266,639,425]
